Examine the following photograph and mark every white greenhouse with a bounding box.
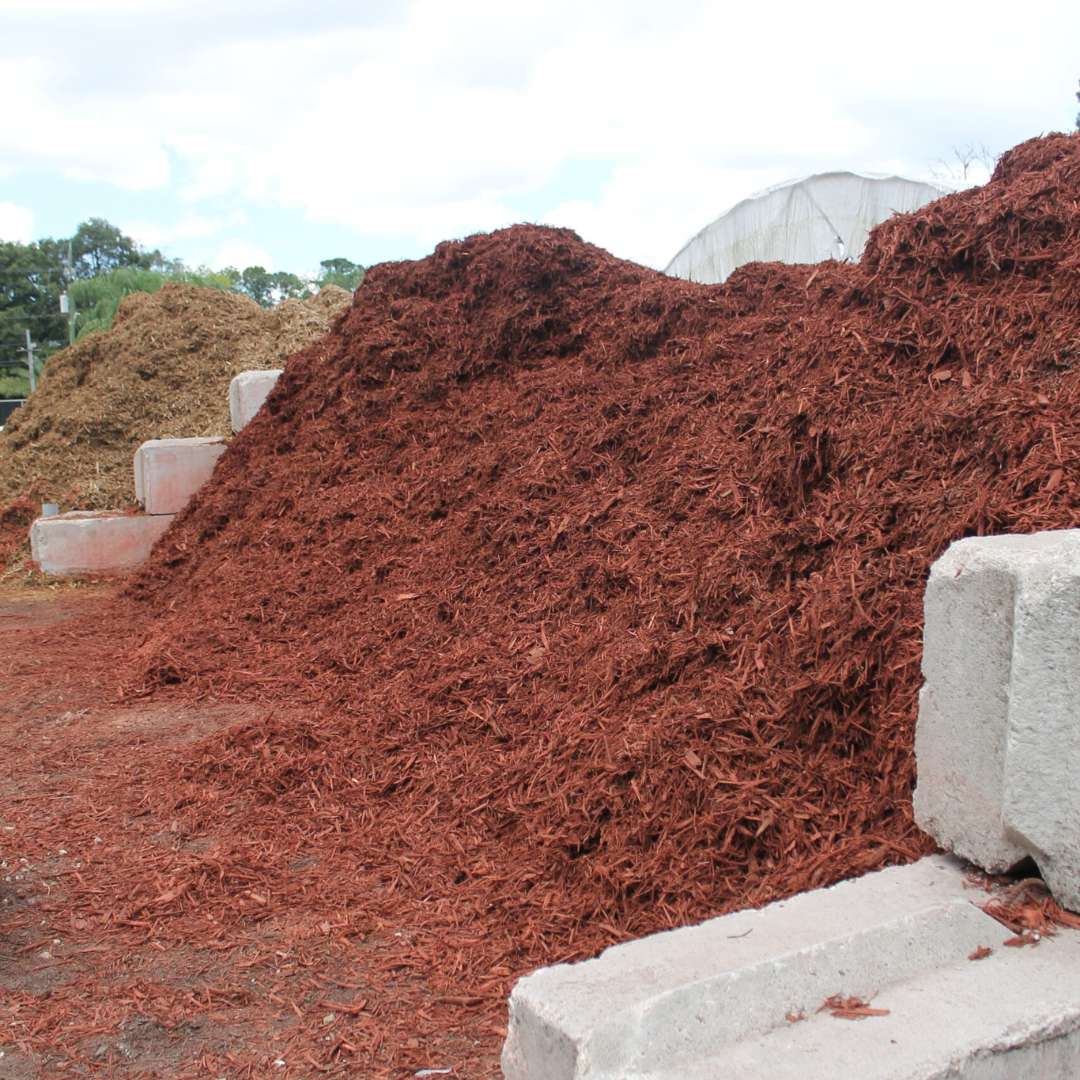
[665,171,948,284]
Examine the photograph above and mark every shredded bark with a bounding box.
[981,879,1080,941]
[820,994,890,1020]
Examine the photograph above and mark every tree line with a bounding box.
[0,217,363,395]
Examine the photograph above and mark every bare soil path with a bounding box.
[0,586,501,1079]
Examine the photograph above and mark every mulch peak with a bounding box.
[121,127,1080,982]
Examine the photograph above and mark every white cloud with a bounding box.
[212,240,274,272]
[123,210,249,251]
[1,0,1078,265]
[0,201,33,243]
[1,0,186,10]
[544,160,797,270]
[0,57,170,191]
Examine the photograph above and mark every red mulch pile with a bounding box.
[9,133,1080,1076]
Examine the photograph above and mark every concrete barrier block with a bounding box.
[502,856,1080,1079]
[914,529,1080,907]
[648,929,1080,1079]
[229,369,282,432]
[134,437,226,516]
[1001,538,1080,911]
[30,511,174,577]
[503,856,986,1079]
[913,535,1031,873]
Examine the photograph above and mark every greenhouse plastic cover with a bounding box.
[665,172,948,284]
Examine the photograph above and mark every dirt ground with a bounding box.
[0,583,503,1079]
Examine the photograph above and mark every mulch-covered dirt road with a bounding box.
[1,586,501,1079]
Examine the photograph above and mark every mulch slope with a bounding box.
[6,133,1080,1076]
[123,130,1080,962]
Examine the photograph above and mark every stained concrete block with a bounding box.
[501,856,1080,1079]
[134,437,226,515]
[999,540,1080,911]
[30,511,174,577]
[913,535,1030,874]
[229,369,282,432]
[647,932,1080,1079]
[914,529,1080,908]
[505,857,974,1078]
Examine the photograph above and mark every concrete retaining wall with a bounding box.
[134,437,227,516]
[30,511,175,577]
[502,856,1080,1079]
[229,369,282,432]
[915,529,1080,910]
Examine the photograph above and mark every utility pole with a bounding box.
[24,329,36,393]
[66,239,76,345]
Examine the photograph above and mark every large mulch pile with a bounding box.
[0,283,351,516]
[4,133,1080,1076]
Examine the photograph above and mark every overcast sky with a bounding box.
[1,0,1078,275]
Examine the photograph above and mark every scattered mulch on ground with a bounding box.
[0,283,352,515]
[0,590,501,1079]
[978,876,1080,944]
[2,133,1080,1076]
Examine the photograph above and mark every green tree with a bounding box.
[0,240,66,386]
[270,270,310,302]
[317,256,364,291]
[237,265,274,307]
[216,266,242,289]
[230,266,312,307]
[69,265,235,339]
[70,217,162,279]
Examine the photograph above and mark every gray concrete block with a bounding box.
[647,930,1080,1079]
[913,535,1031,873]
[1001,540,1080,911]
[501,856,1080,1079]
[229,369,282,432]
[134,437,227,515]
[503,856,985,1079]
[914,529,1080,906]
[30,511,175,577]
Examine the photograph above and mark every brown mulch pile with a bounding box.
[0,495,38,567]
[4,133,1080,1076]
[0,283,351,515]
